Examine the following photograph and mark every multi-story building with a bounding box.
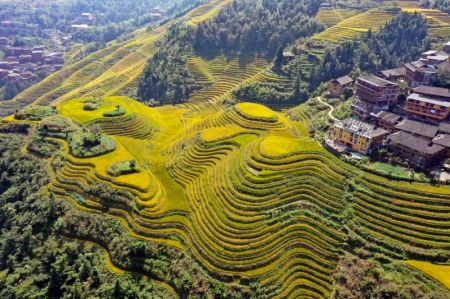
[351,75,399,119]
[406,93,450,121]
[404,61,437,87]
[333,118,388,154]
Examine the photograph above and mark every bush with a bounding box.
[107,160,140,177]
[68,127,116,158]
[103,105,127,117]
[14,105,57,121]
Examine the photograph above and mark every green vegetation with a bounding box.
[138,23,198,104]
[68,126,116,158]
[107,160,140,177]
[194,0,323,54]
[14,105,57,121]
[103,105,127,117]
[2,1,450,298]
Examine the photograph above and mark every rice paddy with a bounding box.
[316,9,362,26]
[5,92,443,297]
[3,1,450,296]
[314,8,397,42]
[406,261,450,289]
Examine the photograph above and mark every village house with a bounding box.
[394,119,439,139]
[328,75,353,97]
[404,61,437,87]
[388,131,446,169]
[406,93,450,121]
[371,111,404,132]
[413,85,450,101]
[377,67,406,82]
[351,75,399,119]
[282,51,296,64]
[333,118,388,154]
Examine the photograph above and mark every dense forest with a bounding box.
[234,12,429,105]
[194,0,324,54]
[138,0,324,105]
[318,12,429,82]
[138,23,199,105]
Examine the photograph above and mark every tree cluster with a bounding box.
[194,0,323,55]
[137,22,199,104]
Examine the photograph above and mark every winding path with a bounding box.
[316,97,338,122]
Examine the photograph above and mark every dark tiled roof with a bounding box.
[334,75,353,85]
[395,119,438,139]
[433,134,450,148]
[389,131,444,155]
[372,111,404,124]
[413,85,450,99]
[380,67,406,78]
[439,122,450,134]
[358,75,397,87]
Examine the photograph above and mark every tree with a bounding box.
[435,68,450,88]
[273,45,284,71]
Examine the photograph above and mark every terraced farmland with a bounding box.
[314,8,397,42]
[402,7,450,37]
[0,0,234,119]
[3,93,448,297]
[316,9,362,26]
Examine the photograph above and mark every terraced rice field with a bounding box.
[314,8,397,42]
[406,261,450,289]
[0,0,233,119]
[402,7,450,37]
[316,9,362,26]
[4,93,446,297]
[185,53,270,110]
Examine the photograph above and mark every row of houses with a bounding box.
[0,39,64,83]
[328,41,450,169]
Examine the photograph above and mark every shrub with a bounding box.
[103,105,127,117]
[14,105,56,121]
[68,127,116,158]
[107,160,140,177]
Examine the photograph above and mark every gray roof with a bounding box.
[380,67,405,78]
[336,118,388,138]
[395,119,439,139]
[358,75,397,87]
[407,93,450,108]
[439,122,450,134]
[333,75,353,85]
[413,85,450,99]
[371,111,404,124]
[433,134,450,148]
[389,131,445,155]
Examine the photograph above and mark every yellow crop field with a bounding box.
[314,8,397,42]
[4,0,450,296]
[316,9,362,26]
[406,261,450,289]
[7,91,446,298]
